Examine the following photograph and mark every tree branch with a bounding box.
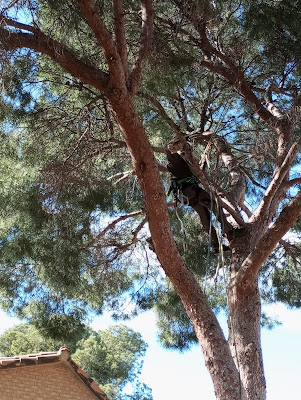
[210,133,246,206]
[76,0,126,89]
[1,0,21,14]
[172,7,280,132]
[263,84,284,119]
[129,0,154,94]
[235,190,301,293]
[239,201,252,219]
[250,139,301,223]
[138,91,183,134]
[113,0,129,79]
[82,210,144,250]
[279,239,300,257]
[0,17,109,92]
[201,60,279,133]
[280,177,301,191]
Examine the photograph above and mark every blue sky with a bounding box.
[1,304,300,400]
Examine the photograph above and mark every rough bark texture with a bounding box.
[109,94,241,399]
[228,282,265,400]
[1,2,301,399]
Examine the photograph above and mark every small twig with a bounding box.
[82,210,144,251]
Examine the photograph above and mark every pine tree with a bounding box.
[0,1,301,399]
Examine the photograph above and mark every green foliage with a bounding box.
[73,325,152,400]
[244,0,301,73]
[272,263,301,307]
[0,323,62,356]
[0,322,90,356]
[260,312,282,330]
[0,0,301,354]
[0,323,152,400]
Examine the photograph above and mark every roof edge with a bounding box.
[0,347,109,400]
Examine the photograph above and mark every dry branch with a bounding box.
[250,139,301,223]
[129,0,154,94]
[82,210,145,250]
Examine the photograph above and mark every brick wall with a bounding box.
[0,362,98,400]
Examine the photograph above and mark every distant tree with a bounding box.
[0,1,301,399]
[0,323,152,400]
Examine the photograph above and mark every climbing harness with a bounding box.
[167,176,199,205]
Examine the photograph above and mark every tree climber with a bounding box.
[166,149,230,253]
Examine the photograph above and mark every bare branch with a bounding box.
[209,133,246,206]
[131,216,148,243]
[279,239,300,256]
[200,97,210,133]
[129,0,154,94]
[201,60,279,133]
[138,91,183,135]
[0,15,38,33]
[113,0,129,78]
[107,170,134,184]
[252,85,298,96]
[82,210,144,250]
[250,139,301,223]
[281,177,301,191]
[108,162,168,186]
[177,91,192,131]
[1,0,21,14]
[76,0,126,89]
[107,216,149,259]
[0,17,109,92]
[239,201,252,219]
[151,146,167,154]
[235,189,301,293]
[263,84,284,119]
[240,166,267,191]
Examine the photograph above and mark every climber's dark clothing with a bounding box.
[166,151,194,179]
[166,150,228,252]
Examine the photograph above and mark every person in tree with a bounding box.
[166,149,230,253]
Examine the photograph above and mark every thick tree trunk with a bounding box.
[2,7,301,400]
[228,283,266,400]
[109,93,242,399]
[228,241,266,400]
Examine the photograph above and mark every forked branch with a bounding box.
[76,0,126,89]
[82,210,145,250]
[129,0,154,94]
[235,190,301,293]
[250,139,301,223]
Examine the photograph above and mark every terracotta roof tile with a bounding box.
[0,347,109,400]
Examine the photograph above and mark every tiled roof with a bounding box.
[0,346,109,400]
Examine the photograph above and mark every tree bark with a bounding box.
[2,5,301,399]
[108,92,242,399]
[228,282,266,400]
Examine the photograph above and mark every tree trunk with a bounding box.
[228,240,266,400]
[229,284,266,400]
[108,93,243,399]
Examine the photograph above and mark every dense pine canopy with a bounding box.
[0,1,301,399]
